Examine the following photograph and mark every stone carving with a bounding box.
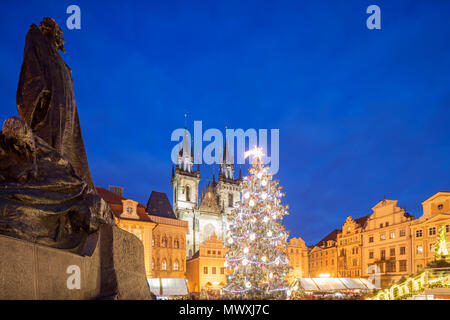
[16,17,94,188]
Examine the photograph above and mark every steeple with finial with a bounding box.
[219,124,234,180]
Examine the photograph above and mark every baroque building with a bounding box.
[336,215,369,278]
[287,237,309,281]
[185,234,228,297]
[361,199,414,287]
[172,123,241,258]
[411,192,450,273]
[308,230,339,277]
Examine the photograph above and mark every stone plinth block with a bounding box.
[0,224,152,300]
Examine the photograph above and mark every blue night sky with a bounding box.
[0,1,449,245]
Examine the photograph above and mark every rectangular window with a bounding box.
[399,260,407,272]
[400,229,406,237]
[390,248,395,256]
[369,251,374,259]
[400,247,406,255]
[385,222,389,227]
[416,245,423,254]
[430,243,434,252]
[380,249,386,260]
[212,267,216,274]
[380,223,383,228]
[389,231,395,239]
[380,233,386,241]
[446,225,449,233]
[429,227,436,236]
[369,236,374,243]
[386,261,395,272]
[416,230,423,237]
[220,267,225,274]
[204,267,208,274]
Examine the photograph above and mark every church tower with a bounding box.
[216,136,241,217]
[171,115,200,257]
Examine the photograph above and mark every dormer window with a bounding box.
[121,199,138,218]
[438,204,444,210]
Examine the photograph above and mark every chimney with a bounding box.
[109,185,123,196]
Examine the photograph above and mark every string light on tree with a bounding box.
[223,146,291,299]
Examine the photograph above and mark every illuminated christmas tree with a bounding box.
[223,146,291,299]
[434,225,449,260]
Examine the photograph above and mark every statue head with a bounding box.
[38,17,65,53]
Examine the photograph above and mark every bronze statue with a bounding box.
[0,18,112,251]
[16,17,94,189]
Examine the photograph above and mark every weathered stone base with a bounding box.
[0,224,152,300]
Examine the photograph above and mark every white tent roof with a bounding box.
[147,278,188,296]
[294,278,376,291]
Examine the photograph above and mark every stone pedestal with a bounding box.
[0,224,152,299]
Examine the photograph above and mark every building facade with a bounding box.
[411,192,450,274]
[336,215,369,278]
[361,199,414,287]
[287,237,309,281]
[185,234,228,296]
[97,187,188,280]
[172,124,241,259]
[308,230,339,277]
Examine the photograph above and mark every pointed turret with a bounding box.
[219,132,234,180]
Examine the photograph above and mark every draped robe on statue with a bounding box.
[16,20,94,189]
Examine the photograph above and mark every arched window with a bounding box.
[186,185,191,202]
[152,236,155,247]
[168,236,172,248]
[174,238,179,249]
[161,259,167,271]
[162,236,167,248]
[174,260,179,271]
[228,193,233,207]
[152,259,155,270]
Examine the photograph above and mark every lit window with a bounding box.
[389,231,395,239]
[162,259,167,271]
[416,245,423,254]
[380,233,386,240]
[174,260,179,271]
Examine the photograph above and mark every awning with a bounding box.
[147,278,188,296]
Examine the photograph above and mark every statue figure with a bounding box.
[16,17,94,188]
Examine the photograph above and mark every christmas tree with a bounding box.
[223,147,291,299]
[434,225,449,260]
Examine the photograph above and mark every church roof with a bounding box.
[146,191,177,219]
